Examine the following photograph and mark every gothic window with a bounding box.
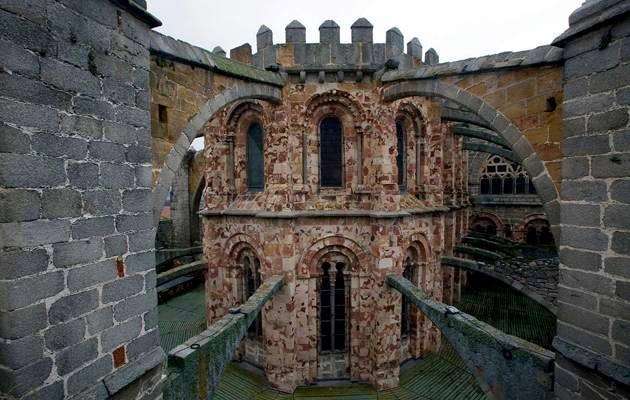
[320,117,343,187]
[239,250,263,338]
[479,156,533,196]
[396,120,406,191]
[319,262,347,352]
[401,260,416,337]
[246,122,264,191]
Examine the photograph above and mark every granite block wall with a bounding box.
[0,1,165,398]
[553,1,630,398]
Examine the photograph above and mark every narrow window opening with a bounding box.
[246,122,264,191]
[158,104,168,124]
[320,117,343,187]
[319,262,347,353]
[243,255,263,338]
[396,120,406,191]
[401,262,414,337]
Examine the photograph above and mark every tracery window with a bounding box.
[246,122,264,191]
[320,117,343,187]
[479,155,535,195]
[319,262,348,352]
[238,250,263,338]
[396,120,406,191]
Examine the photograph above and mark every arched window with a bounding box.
[401,257,416,337]
[319,262,347,352]
[246,122,264,191]
[239,250,263,338]
[320,117,343,187]
[396,120,406,191]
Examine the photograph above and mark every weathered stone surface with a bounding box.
[49,289,99,324]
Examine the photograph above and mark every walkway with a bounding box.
[158,285,206,353]
[157,276,556,399]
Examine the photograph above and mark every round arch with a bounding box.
[152,83,282,226]
[298,235,371,278]
[470,212,504,236]
[224,232,266,266]
[382,80,560,230]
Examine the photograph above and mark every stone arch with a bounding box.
[224,232,267,272]
[522,214,554,246]
[402,232,433,267]
[396,102,425,134]
[470,212,504,236]
[395,102,426,191]
[225,101,266,134]
[298,235,371,278]
[152,83,282,226]
[304,90,367,189]
[224,101,272,193]
[304,90,366,124]
[382,80,559,229]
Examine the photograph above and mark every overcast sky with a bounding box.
[148,0,582,63]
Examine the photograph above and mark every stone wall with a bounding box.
[553,1,630,398]
[0,1,165,399]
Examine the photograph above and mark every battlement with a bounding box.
[218,18,440,78]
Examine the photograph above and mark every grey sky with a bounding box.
[148,0,582,63]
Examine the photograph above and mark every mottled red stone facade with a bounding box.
[201,75,469,391]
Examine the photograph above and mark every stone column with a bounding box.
[552,1,630,398]
[0,1,164,399]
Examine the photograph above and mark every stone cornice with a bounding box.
[553,336,630,385]
[199,205,464,219]
[553,0,630,46]
[382,46,563,82]
[110,0,162,28]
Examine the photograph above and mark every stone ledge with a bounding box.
[110,0,161,28]
[382,45,563,82]
[156,259,207,286]
[103,346,166,395]
[553,336,630,385]
[199,206,453,219]
[472,195,543,206]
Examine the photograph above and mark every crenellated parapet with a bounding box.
[218,18,440,83]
